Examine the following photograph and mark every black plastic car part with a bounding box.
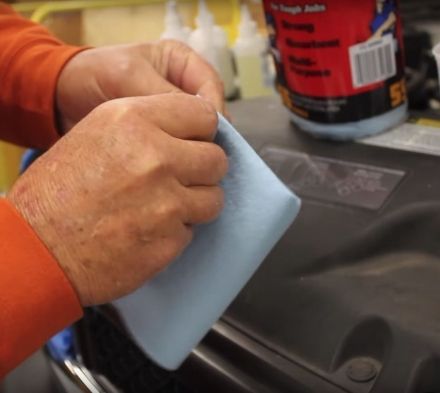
[74,96,440,393]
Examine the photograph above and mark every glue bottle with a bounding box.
[233,5,274,98]
[189,0,236,98]
[160,0,191,43]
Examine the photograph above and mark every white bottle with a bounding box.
[233,5,274,99]
[189,0,236,98]
[213,25,237,99]
[160,0,191,43]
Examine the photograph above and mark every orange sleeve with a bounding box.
[0,5,85,377]
[0,198,83,378]
[0,3,87,149]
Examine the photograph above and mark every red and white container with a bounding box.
[263,0,408,140]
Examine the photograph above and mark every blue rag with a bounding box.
[113,114,301,370]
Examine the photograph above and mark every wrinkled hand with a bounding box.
[56,40,225,131]
[8,94,227,306]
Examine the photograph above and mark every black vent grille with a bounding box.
[77,309,196,393]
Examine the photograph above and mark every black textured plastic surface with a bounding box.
[216,97,440,393]
[82,97,440,393]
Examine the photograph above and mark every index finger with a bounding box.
[128,93,219,141]
[160,40,225,114]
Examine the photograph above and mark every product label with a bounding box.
[263,0,406,123]
[349,34,397,88]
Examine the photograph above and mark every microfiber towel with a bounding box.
[113,114,301,370]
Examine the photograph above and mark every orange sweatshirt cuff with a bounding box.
[0,42,87,149]
[0,198,83,378]
[16,43,88,145]
[0,4,89,148]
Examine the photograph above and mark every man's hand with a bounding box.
[56,40,225,132]
[7,93,228,306]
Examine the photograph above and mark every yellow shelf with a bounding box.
[13,0,240,43]
[0,142,24,194]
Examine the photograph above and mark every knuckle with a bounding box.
[100,98,137,123]
[162,242,181,263]
[158,243,179,265]
[157,230,191,266]
[148,146,172,177]
[172,227,193,254]
[142,140,162,164]
[114,55,137,75]
[118,129,164,174]
[92,99,116,115]
[148,161,170,181]
[157,197,181,221]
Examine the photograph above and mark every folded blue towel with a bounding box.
[113,114,301,370]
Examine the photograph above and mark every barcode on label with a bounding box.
[349,34,396,89]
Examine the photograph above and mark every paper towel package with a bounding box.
[113,114,301,370]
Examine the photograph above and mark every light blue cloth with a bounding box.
[113,114,301,370]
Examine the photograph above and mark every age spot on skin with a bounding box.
[81,258,93,269]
